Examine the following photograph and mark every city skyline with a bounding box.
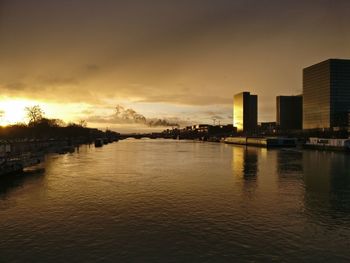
[1,0,350,132]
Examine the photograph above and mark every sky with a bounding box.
[0,0,350,132]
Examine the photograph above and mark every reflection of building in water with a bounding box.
[276,150,303,177]
[303,151,350,220]
[231,146,260,198]
[275,150,304,200]
[231,146,258,180]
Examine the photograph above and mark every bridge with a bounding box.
[119,133,172,140]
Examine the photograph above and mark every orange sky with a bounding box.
[1,0,350,132]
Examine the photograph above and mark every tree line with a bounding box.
[0,105,118,140]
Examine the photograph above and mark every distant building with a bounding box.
[303,59,350,130]
[233,92,258,133]
[186,124,236,134]
[259,122,277,135]
[208,124,236,135]
[276,95,303,131]
[194,124,211,133]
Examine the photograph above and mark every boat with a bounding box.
[224,137,297,148]
[304,137,350,151]
[0,153,44,177]
[94,138,103,147]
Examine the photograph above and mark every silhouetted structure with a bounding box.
[160,124,235,141]
[233,92,257,134]
[276,95,303,131]
[303,59,350,131]
[259,122,277,135]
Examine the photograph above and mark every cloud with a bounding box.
[0,63,105,104]
[37,76,79,86]
[85,64,100,71]
[210,115,224,120]
[115,105,146,123]
[135,93,231,105]
[86,105,184,128]
[1,82,27,91]
[1,0,350,127]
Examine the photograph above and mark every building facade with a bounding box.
[303,59,350,130]
[276,95,303,131]
[233,92,258,133]
[259,122,277,135]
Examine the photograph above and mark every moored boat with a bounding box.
[94,138,103,147]
[224,137,297,148]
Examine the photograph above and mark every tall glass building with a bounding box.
[276,95,303,131]
[233,92,257,133]
[303,59,350,130]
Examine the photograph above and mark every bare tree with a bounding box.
[79,119,87,127]
[25,105,44,124]
[53,119,66,127]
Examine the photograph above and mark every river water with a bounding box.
[0,139,350,262]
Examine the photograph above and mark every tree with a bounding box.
[25,105,44,124]
[36,118,65,128]
[79,119,87,127]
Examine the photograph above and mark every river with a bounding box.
[1,139,350,262]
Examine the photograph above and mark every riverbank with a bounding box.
[0,137,119,177]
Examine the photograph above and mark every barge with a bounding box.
[224,137,297,148]
[304,137,350,151]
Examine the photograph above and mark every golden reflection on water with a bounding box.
[231,146,260,200]
[231,146,258,180]
[0,141,350,262]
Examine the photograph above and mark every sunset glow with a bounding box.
[0,97,93,127]
[0,99,37,126]
[0,0,349,132]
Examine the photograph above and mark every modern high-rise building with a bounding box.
[303,59,350,130]
[233,92,258,133]
[276,95,303,130]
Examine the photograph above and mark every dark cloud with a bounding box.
[85,64,100,71]
[135,93,231,105]
[0,0,350,126]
